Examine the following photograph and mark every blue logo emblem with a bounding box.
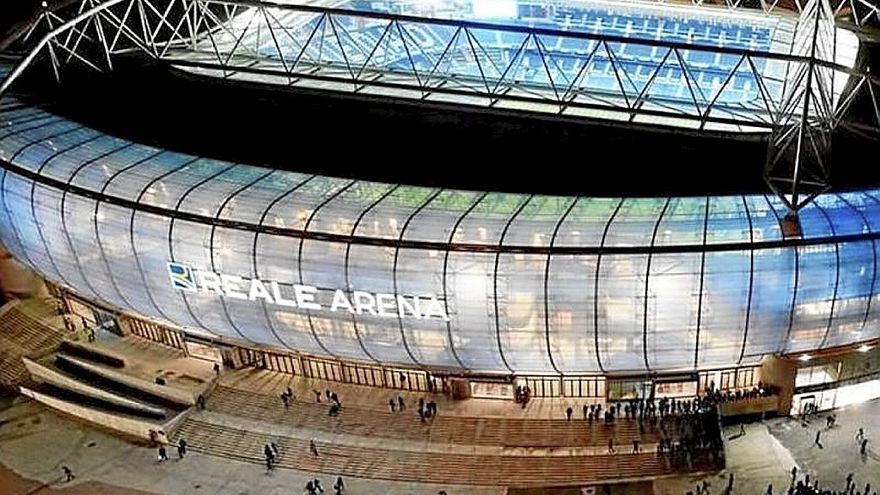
[167,262,197,292]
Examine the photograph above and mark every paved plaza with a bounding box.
[1,393,879,495]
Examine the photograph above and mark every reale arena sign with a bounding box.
[167,261,449,321]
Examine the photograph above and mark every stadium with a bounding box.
[1,0,880,492]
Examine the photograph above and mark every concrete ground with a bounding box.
[1,394,879,495]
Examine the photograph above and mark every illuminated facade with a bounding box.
[0,0,879,378]
[1,95,880,375]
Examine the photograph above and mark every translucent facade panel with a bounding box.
[815,195,868,236]
[699,251,750,367]
[178,165,268,216]
[105,157,194,206]
[211,226,284,347]
[446,250,506,372]
[300,238,371,361]
[0,108,49,133]
[863,241,880,342]
[40,136,129,182]
[547,255,601,372]
[503,196,574,247]
[15,128,100,172]
[655,197,707,246]
[70,146,163,191]
[842,192,880,231]
[347,244,415,365]
[396,248,461,368]
[218,171,311,224]
[263,176,353,231]
[1,175,59,280]
[0,115,58,146]
[453,193,529,245]
[309,181,393,236]
[0,120,79,166]
[137,158,230,209]
[403,190,482,242]
[497,253,552,372]
[597,254,648,371]
[131,211,201,329]
[796,202,835,239]
[742,247,795,359]
[743,195,782,241]
[170,219,241,338]
[707,196,751,244]
[64,194,127,307]
[604,198,667,247]
[29,181,98,298]
[254,232,326,354]
[0,170,27,261]
[825,241,875,348]
[354,185,437,240]
[788,243,837,352]
[646,253,701,369]
[95,202,157,316]
[554,197,622,248]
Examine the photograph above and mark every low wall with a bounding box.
[719,396,780,417]
[23,357,167,418]
[57,355,196,406]
[19,386,169,443]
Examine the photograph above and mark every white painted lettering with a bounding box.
[294,285,321,310]
[270,281,297,307]
[396,295,421,320]
[248,279,274,304]
[422,296,449,321]
[197,271,224,295]
[221,274,247,300]
[353,291,377,316]
[330,289,355,314]
[375,293,397,318]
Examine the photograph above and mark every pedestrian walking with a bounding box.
[814,429,823,448]
[632,439,640,454]
[314,478,324,493]
[158,445,168,462]
[389,398,396,412]
[62,466,75,482]
[740,423,746,436]
[397,396,405,410]
[177,438,187,459]
[583,404,589,420]
[766,483,773,495]
[282,393,290,409]
[726,472,734,494]
[857,428,865,442]
[566,406,573,421]
[334,475,345,494]
[608,437,615,454]
[861,438,869,455]
[310,439,319,457]
[313,390,322,403]
[213,362,220,375]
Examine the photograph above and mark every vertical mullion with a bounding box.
[643,198,671,371]
[594,198,625,373]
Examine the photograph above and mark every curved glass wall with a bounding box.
[2,101,880,374]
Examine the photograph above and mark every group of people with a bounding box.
[703,381,780,405]
[773,470,877,495]
[304,476,346,495]
[157,438,188,463]
[515,384,532,407]
[387,395,439,423]
[310,388,342,416]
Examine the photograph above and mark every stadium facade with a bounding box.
[2,0,880,409]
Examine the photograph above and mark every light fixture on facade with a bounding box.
[858,345,873,353]
[799,354,812,361]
